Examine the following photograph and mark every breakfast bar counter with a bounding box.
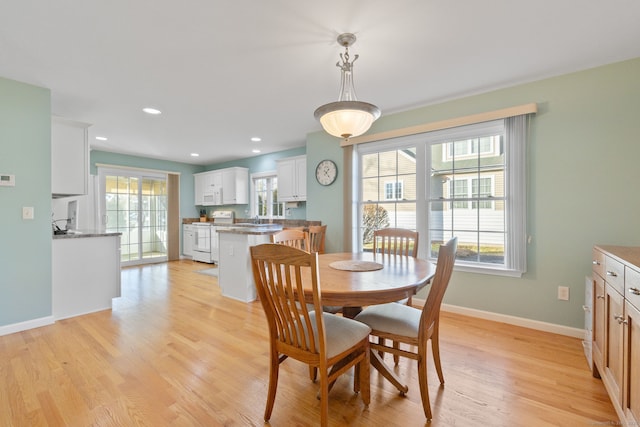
[216,225,282,302]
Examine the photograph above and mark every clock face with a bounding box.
[315,160,338,186]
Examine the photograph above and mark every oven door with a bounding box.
[193,225,211,252]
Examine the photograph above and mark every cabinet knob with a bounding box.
[596,295,605,300]
[606,271,618,277]
[592,260,601,265]
[614,314,628,325]
[582,305,590,312]
[629,287,640,296]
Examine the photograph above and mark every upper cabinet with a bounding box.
[222,167,248,205]
[194,167,248,206]
[277,155,306,202]
[51,116,90,197]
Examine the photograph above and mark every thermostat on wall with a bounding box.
[0,174,15,186]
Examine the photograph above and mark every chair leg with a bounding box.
[309,366,318,382]
[393,341,400,365]
[378,336,385,358]
[360,348,370,405]
[417,355,433,420]
[319,369,329,427]
[264,349,280,421]
[432,328,445,384]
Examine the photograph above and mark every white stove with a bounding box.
[191,211,234,264]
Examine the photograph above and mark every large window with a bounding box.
[252,172,284,218]
[355,117,527,276]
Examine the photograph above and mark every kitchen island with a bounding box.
[216,225,282,302]
[52,231,121,319]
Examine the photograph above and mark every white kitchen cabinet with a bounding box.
[194,170,222,205]
[194,174,205,205]
[51,116,90,197]
[183,224,194,257]
[194,167,248,206]
[222,167,248,204]
[52,234,121,320]
[277,155,306,201]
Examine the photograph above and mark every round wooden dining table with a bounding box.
[304,252,436,318]
[301,251,437,394]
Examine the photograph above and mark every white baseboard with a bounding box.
[412,298,585,339]
[0,316,55,337]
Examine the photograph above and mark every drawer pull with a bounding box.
[582,305,590,312]
[629,287,640,296]
[614,314,628,325]
[606,271,618,277]
[596,295,605,300]
[592,260,601,266]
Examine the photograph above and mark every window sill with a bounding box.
[440,261,524,278]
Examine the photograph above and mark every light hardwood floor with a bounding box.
[0,260,617,426]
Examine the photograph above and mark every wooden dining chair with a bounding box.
[354,237,457,421]
[250,244,371,427]
[373,227,419,258]
[308,225,327,254]
[373,228,420,362]
[271,229,309,251]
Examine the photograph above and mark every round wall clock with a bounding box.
[315,159,338,186]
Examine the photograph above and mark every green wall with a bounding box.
[0,77,52,327]
[306,57,640,329]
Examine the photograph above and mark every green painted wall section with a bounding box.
[0,77,52,326]
[306,57,640,328]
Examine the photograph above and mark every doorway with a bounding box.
[99,168,168,266]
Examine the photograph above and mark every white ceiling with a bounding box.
[2,1,640,165]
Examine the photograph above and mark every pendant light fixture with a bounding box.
[314,33,381,140]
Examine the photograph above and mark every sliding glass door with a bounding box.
[99,168,168,266]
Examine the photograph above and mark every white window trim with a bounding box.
[250,171,284,219]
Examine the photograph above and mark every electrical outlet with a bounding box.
[557,286,570,301]
[22,206,34,219]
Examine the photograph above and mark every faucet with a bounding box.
[254,214,260,224]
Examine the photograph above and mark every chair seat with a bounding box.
[354,303,421,339]
[310,312,371,358]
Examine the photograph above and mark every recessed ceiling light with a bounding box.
[252,149,261,154]
[251,137,262,142]
[190,153,200,157]
[143,107,162,115]
[95,136,108,141]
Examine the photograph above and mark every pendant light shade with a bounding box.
[314,33,381,140]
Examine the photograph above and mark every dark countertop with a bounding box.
[52,230,122,240]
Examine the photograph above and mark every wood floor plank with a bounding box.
[0,259,619,426]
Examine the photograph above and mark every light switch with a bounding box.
[22,206,34,220]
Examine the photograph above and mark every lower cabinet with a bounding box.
[183,224,194,257]
[53,234,121,320]
[592,245,640,427]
